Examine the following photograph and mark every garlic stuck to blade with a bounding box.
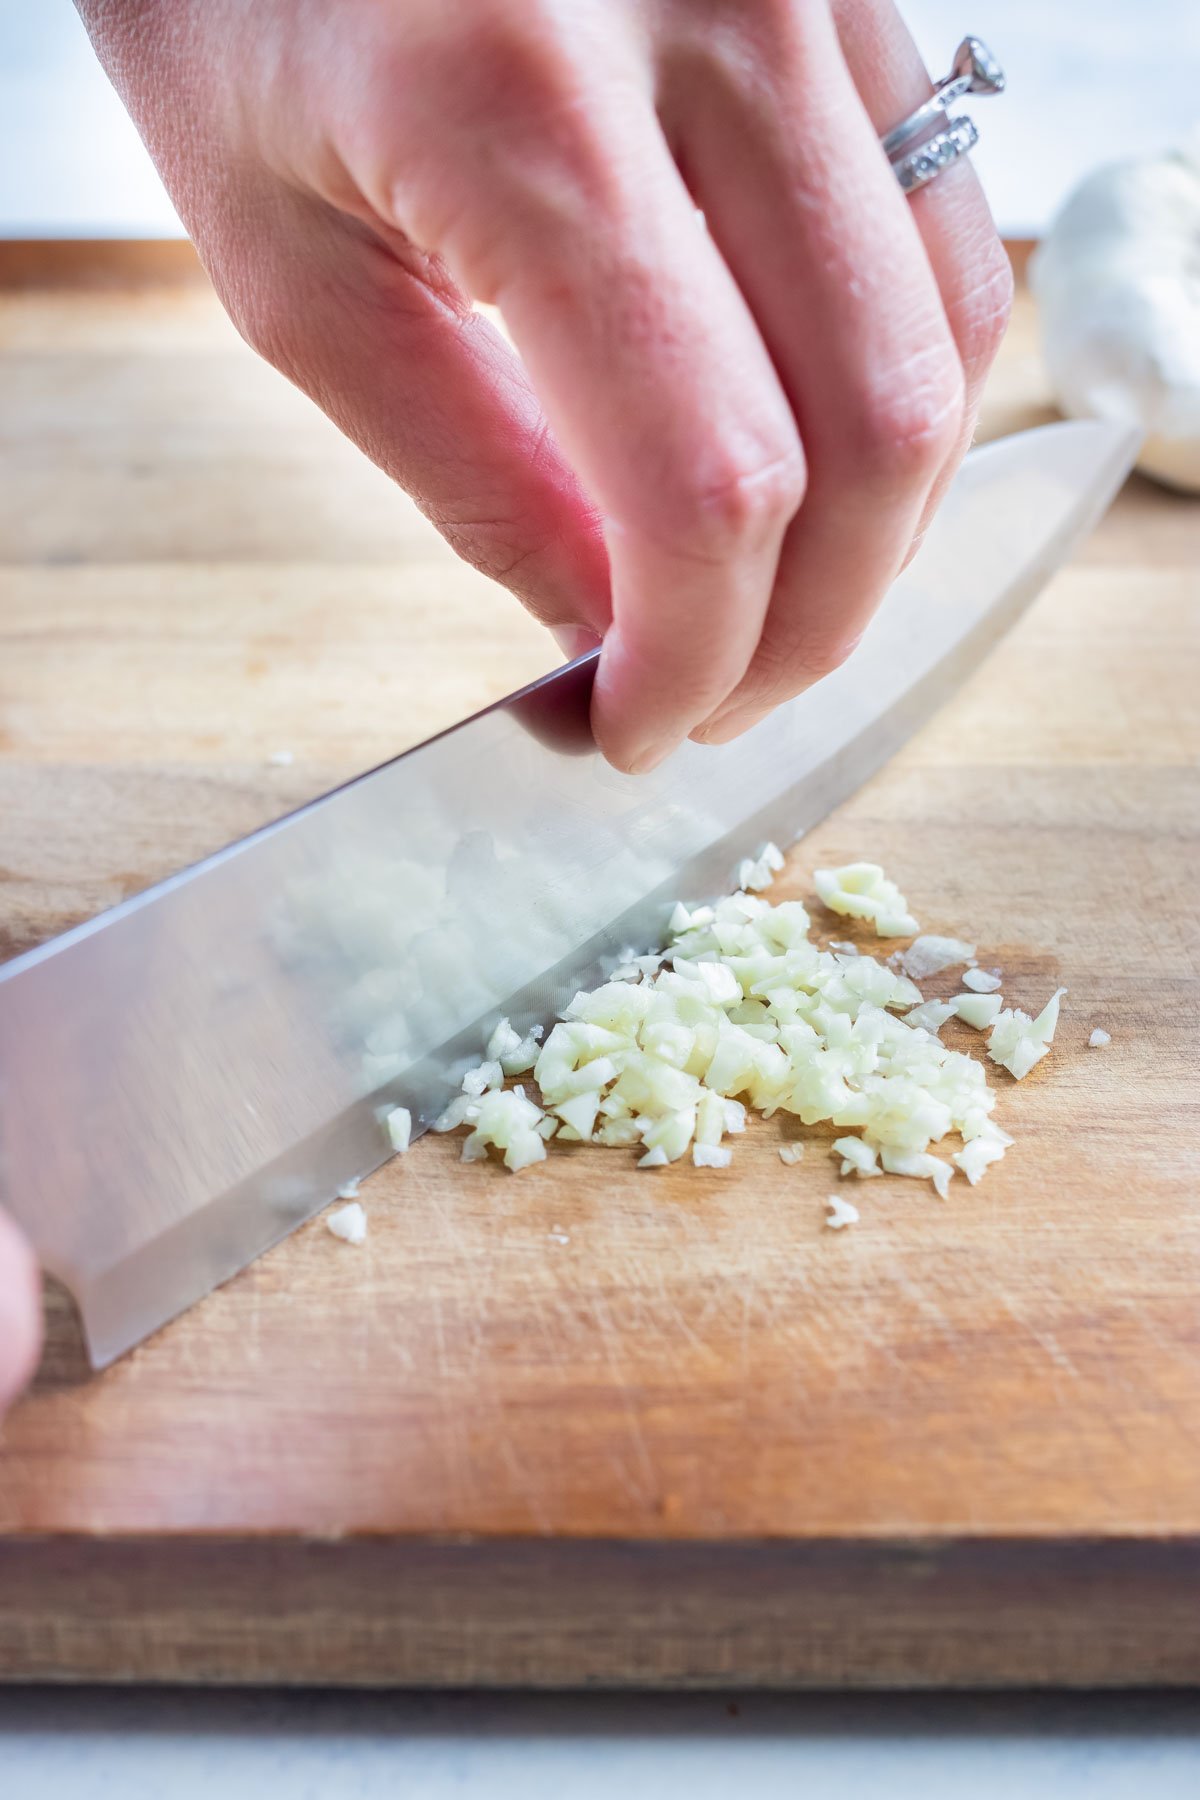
[1031,130,1200,493]
[385,1106,412,1154]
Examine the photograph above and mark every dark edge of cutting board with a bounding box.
[2,1535,1198,1686]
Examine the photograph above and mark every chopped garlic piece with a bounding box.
[669,902,712,935]
[988,987,1067,1080]
[555,1092,600,1141]
[814,863,919,937]
[432,1093,474,1133]
[638,1145,669,1169]
[641,1108,697,1163]
[778,1143,804,1165]
[506,1133,548,1172]
[486,1017,521,1064]
[962,967,1002,993]
[832,1136,880,1177]
[693,1143,732,1169]
[597,1116,641,1146]
[899,935,977,980]
[880,1148,953,1198]
[336,1178,360,1200]
[952,992,1003,1031]
[462,1059,503,1097]
[825,1193,860,1230]
[385,1106,412,1153]
[904,999,955,1034]
[828,939,859,956]
[736,842,785,892]
[326,1201,367,1245]
[1089,1028,1111,1048]
[486,1016,541,1076]
[468,1087,548,1171]
[952,1134,1008,1185]
[694,1089,727,1147]
[267,749,294,767]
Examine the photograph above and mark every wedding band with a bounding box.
[882,36,1004,194]
[891,114,980,195]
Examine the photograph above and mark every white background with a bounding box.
[1,0,1198,237]
[1,1688,1199,1798]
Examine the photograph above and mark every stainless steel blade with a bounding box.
[0,419,1137,1366]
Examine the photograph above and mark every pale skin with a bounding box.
[0,0,1010,1407]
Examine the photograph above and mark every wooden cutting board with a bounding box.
[0,244,1197,1688]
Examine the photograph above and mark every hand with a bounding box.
[78,0,1011,771]
[0,1210,40,1417]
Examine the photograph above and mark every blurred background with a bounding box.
[2,0,1199,239]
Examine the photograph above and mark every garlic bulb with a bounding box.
[1031,129,1200,493]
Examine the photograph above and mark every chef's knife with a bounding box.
[0,420,1137,1367]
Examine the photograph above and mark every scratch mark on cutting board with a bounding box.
[644,1261,711,1363]
[996,1292,1082,1381]
[425,1287,477,1511]
[888,1267,963,1356]
[588,1289,657,1505]
[429,1288,451,1382]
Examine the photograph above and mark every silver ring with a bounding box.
[892,114,980,195]
[882,36,1003,192]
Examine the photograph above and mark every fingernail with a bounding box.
[691,709,769,747]
[627,736,680,775]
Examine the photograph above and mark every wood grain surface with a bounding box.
[0,246,1197,1687]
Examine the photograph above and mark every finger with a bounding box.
[0,1209,41,1414]
[205,187,613,647]
[831,1,1014,550]
[662,2,964,744]
[386,82,805,772]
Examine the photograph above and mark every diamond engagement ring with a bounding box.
[882,36,1004,194]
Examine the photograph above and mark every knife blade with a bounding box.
[0,419,1137,1366]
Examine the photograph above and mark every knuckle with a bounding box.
[398,9,610,210]
[359,6,623,284]
[390,1,579,130]
[850,351,965,484]
[669,447,807,557]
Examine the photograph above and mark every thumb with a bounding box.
[0,1209,41,1415]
